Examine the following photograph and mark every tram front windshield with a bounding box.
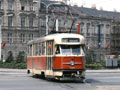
[56,45,84,55]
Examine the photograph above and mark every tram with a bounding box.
[27,33,85,81]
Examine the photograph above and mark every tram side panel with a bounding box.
[27,56,47,73]
[27,57,33,69]
[34,57,46,70]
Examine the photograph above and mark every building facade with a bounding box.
[111,21,120,55]
[1,0,40,60]
[1,0,120,61]
[0,0,4,60]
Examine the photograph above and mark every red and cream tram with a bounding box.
[27,33,85,81]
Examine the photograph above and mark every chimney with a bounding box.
[91,4,96,9]
[114,8,117,12]
[78,23,80,34]
[100,7,103,11]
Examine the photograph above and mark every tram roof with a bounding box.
[28,33,85,45]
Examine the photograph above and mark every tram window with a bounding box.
[55,45,60,54]
[61,45,84,55]
[39,43,41,55]
[81,46,85,56]
[62,38,80,42]
[72,45,80,55]
[46,40,54,55]
[61,45,71,55]
[27,46,29,55]
[42,42,45,55]
[35,43,39,56]
[33,44,35,56]
[30,45,32,56]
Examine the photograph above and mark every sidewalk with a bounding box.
[86,69,120,73]
[0,68,26,72]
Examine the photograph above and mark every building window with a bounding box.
[86,23,90,34]
[106,25,110,34]
[0,1,1,9]
[20,34,26,43]
[101,24,104,34]
[40,19,45,26]
[8,1,13,10]
[80,22,84,34]
[29,17,33,28]
[8,16,12,27]
[92,24,96,34]
[21,16,25,27]
[29,34,33,40]
[29,2,33,11]
[8,33,13,43]
[21,1,25,10]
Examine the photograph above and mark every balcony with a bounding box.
[19,10,36,16]
[0,9,4,16]
[7,9,15,14]
[2,26,39,31]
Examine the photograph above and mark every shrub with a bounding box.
[0,61,27,69]
[16,51,25,63]
[86,61,105,70]
[118,58,120,68]
[6,51,14,63]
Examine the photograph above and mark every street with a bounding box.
[0,69,120,90]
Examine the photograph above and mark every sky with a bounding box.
[62,0,120,12]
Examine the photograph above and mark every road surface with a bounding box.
[0,69,120,90]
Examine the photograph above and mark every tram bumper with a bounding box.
[53,71,63,76]
[54,70,85,81]
[59,77,84,81]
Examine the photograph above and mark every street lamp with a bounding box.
[0,16,2,60]
[40,2,61,35]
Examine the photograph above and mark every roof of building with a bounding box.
[73,6,120,20]
[40,0,120,20]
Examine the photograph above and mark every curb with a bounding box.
[86,69,120,73]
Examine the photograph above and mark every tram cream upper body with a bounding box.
[28,33,85,45]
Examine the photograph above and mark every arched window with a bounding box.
[6,51,14,62]
[80,22,84,33]
[86,23,90,34]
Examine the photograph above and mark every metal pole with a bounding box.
[78,23,80,34]
[56,19,58,32]
[98,24,101,48]
[46,6,48,35]
[0,16,2,60]
[0,23,1,60]
[45,3,60,35]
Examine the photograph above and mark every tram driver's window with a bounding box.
[56,45,60,54]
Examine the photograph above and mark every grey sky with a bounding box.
[61,0,120,12]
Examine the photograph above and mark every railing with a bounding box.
[0,9,4,14]
[19,10,35,14]
[2,36,38,45]
[86,33,90,36]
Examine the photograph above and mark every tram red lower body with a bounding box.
[27,56,85,70]
[27,57,46,70]
[53,56,85,70]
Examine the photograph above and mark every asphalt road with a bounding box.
[0,69,120,90]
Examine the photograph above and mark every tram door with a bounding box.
[46,40,54,70]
